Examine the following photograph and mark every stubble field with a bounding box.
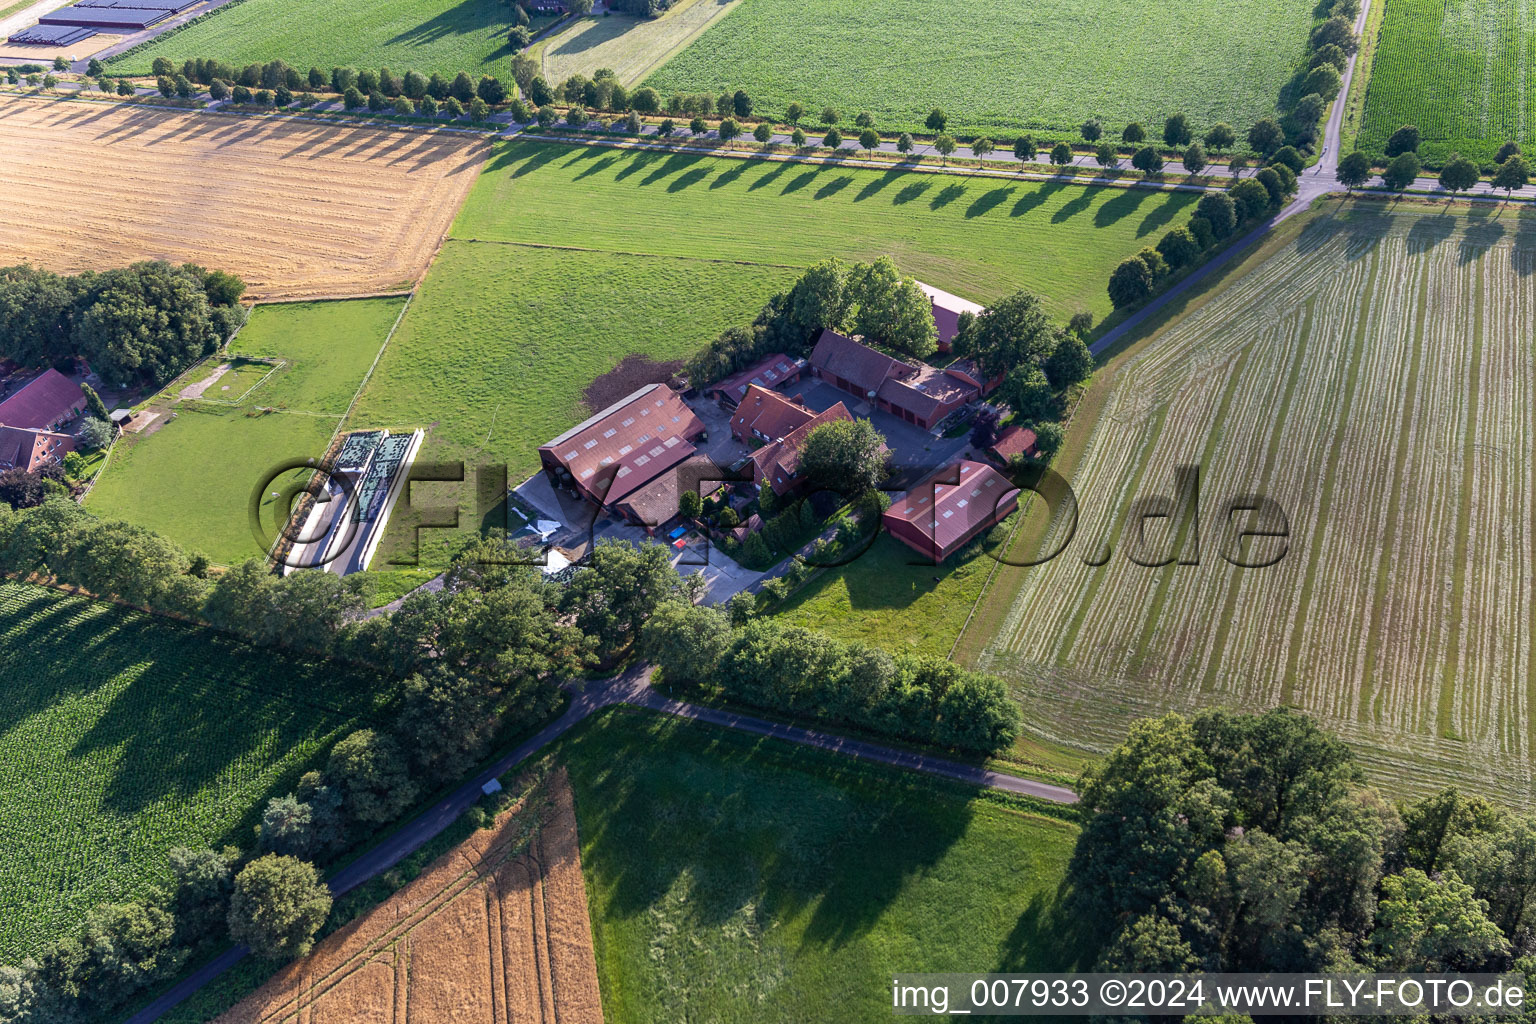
[972,200,1536,804]
[0,99,488,300]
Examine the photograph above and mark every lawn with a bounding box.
[771,519,1015,658]
[534,0,741,87]
[642,0,1317,140]
[967,199,1536,806]
[459,141,1199,319]
[555,708,1090,1021]
[1357,0,1536,165]
[344,240,797,564]
[111,0,519,79]
[88,299,401,565]
[0,582,393,961]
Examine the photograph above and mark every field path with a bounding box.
[122,663,1073,1024]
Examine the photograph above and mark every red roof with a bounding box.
[875,364,977,423]
[810,330,913,396]
[730,385,815,443]
[750,401,853,494]
[0,425,74,472]
[989,424,1039,461]
[0,369,86,430]
[915,282,984,349]
[882,460,1019,561]
[709,353,802,405]
[538,383,704,506]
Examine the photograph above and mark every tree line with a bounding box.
[0,262,245,390]
[642,600,1022,754]
[1070,707,1536,979]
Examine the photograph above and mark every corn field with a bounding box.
[979,204,1536,804]
[1360,0,1536,165]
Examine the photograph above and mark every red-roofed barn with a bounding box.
[0,369,86,431]
[882,460,1019,563]
[0,425,75,473]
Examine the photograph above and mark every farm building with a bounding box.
[0,369,86,431]
[730,385,854,496]
[988,423,1039,463]
[705,353,804,408]
[0,425,74,473]
[537,383,708,530]
[882,460,1019,563]
[915,281,984,353]
[809,330,978,430]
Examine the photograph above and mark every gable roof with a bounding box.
[989,423,1039,461]
[0,369,85,430]
[875,363,977,422]
[731,384,815,441]
[0,425,74,472]
[709,353,801,405]
[915,281,984,347]
[751,401,853,494]
[809,330,913,396]
[538,383,704,504]
[883,460,1019,557]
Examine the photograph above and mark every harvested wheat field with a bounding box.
[0,98,488,299]
[219,769,603,1024]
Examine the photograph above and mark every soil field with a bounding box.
[219,768,602,1024]
[969,200,1536,806]
[0,98,488,300]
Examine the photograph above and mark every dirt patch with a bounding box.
[179,362,231,400]
[0,98,490,301]
[218,768,604,1024]
[583,353,684,412]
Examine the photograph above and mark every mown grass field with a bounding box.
[560,709,1089,1021]
[643,0,1316,140]
[1358,0,1536,165]
[535,0,740,87]
[969,199,1536,805]
[459,141,1198,318]
[0,582,393,961]
[112,0,520,78]
[87,299,402,565]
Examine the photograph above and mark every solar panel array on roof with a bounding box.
[39,5,171,28]
[72,0,199,12]
[7,23,96,43]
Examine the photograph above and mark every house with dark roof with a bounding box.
[729,384,815,445]
[749,401,854,497]
[882,460,1020,563]
[0,425,74,473]
[0,369,85,431]
[537,383,707,530]
[915,281,985,353]
[809,330,978,430]
[706,353,805,408]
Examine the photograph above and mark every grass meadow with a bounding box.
[967,199,1536,805]
[1357,0,1536,165]
[643,0,1317,140]
[559,709,1090,1021]
[112,0,524,79]
[534,0,741,87]
[87,298,403,565]
[0,582,393,960]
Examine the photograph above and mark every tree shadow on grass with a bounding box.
[814,175,854,200]
[710,160,752,189]
[747,160,793,191]
[1459,211,1506,264]
[490,140,566,177]
[385,0,488,48]
[638,150,710,188]
[666,167,711,193]
[1011,179,1066,218]
[1513,211,1536,275]
[893,179,932,205]
[1407,212,1456,254]
[996,886,1100,972]
[573,153,621,181]
[1050,187,1094,223]
[930,183,967,210]
[967,186,1015,219]
[854,167,907,202]
[781,168,820,195]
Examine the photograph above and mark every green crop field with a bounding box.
[966,200,1536,806]
[111,0,523,79]
[0,582,392,960]
[1358,0,1536,165]
[458,141,1197,318]
[560,709,1089,1021]
[87,299,402,566]
[535,0,741,87]
[643,0,1317,140]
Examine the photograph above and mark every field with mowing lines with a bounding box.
[0,582,392,961]
[643,0,1316,140]
[89,299,402,564]
[113,0,531,79]
[460,141,1198,319]
[535,0,741,87]
[971,201,1536,805]
[0,100,486,300]
[1358,0,1536,165]
[563,709,1090,1022]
